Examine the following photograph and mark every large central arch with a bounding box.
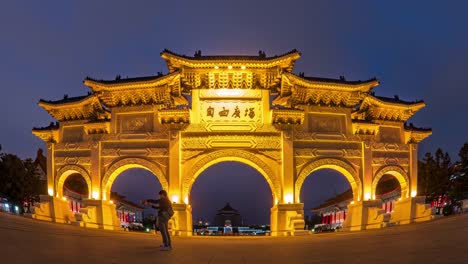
[182,149,280,205]
[295,158,362,203]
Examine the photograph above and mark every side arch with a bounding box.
[372,165,409,199]
[182,149,281,204]
[101,157,169,201]
[56,164,92,199]
[295,158,362,203]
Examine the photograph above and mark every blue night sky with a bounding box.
[1,1,467,224]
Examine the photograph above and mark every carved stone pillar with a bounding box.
[168,129,181,202]
[46,142,55,196]
[282,131,294,203]
[90,141,100,200]
[409,143,418,197]
[361,137,374,201]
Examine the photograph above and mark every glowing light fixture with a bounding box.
[350,201,355,205]
[109,200,114,204]
[411,190,417,197]
[48,188,54,196]
[214,65,219,69]
[241,65,246,70]
[284,194,293,204]
[364,193,371,201]
[184,196,189,205]
[92,191,99,200]
[227,65,233,69]
[62,197,67,201]
[171,195,179,203]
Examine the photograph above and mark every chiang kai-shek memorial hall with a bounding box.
[31,49,433,236]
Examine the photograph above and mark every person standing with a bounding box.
[143,190,173,251]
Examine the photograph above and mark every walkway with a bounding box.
[1,213,467,263]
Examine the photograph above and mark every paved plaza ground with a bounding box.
[1,212,467,264]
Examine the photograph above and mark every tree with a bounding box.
[0,151,42,214]
[459,143,468,168]
[418,149,452,201]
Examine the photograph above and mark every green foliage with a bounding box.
[418,148,452,200]
[418,142,468,202]
[0,149,42,214]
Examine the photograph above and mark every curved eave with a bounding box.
[364,95,426,112]
[38,95,101,111]
[161,51,301,69]
[404,128,432,143]
[32,129,59,143]
[38,95,103,121]
[83,72,180,92]
[284,72,379,92]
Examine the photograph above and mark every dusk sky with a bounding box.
[1,1,467,224]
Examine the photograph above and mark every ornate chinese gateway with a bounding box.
[32,49,433,235]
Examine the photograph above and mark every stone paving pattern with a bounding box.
[1,213,467,264]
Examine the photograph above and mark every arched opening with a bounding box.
[374,174,402,214]
[300,168,353,232]
[189,161,273,236]
[63,173,89,213]
[110,168,163,231]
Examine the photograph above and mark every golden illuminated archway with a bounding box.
[56,164,92,199]
[372,165,410,199]
[101,157,169,201]
[295,158,361,203]
[33,49,432,234]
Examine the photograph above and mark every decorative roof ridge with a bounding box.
[160,49,301,61]
[372,95,425,105]
[84,72,168,85]
[39,94,95,106]
[299,74,379,85]
[284,72,379,88]
[32,122,60,131]
[404,123,432,132]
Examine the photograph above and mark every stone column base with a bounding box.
[343,200,387,231]
[392,196,434,225]
[29,195,75,224]
[270,203,305,236]
[171,203,192,236]
[74,199,121,230]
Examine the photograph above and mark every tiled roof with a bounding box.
[302,76,378,85]
[84,74,166,85]
[39,95,91,105]
[312,189,353,210]
[217,203,239,212]
[404,123,432,132]
[32,122,59,131]
[374,95,424,105]
[161,49,300,61]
